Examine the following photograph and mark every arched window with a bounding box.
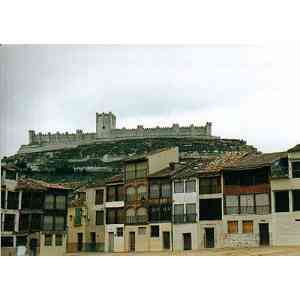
[126,208,136,224]
[126,187,136,202]
[137,185,147,201]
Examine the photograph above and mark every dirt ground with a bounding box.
[67,245,300,256]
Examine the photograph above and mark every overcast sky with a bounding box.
[0,45,299,157]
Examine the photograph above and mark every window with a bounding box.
[1,236,14,247]
[116,227,123,237]
[56,195,66,210]
[6,170,16,180]
[45,194,55,209]
[240,194,255,214]
[224,173,240,186]
[274,191,289,212]
[161,183,171,198]
[138,227,146,235]
[74,207,81,225]
[254,168,269,184]
[242,221,253,233]
[31,192,44,209]
[199,177,221,194]
[292,162,300,178]
[21,191,31,209]
[293,190,300,211]
[126,187,136,202]
[44,215,53,231]
[228,221,238,234]
[54,216,65,230]
[186,180,196,193]
[19,214,30,231]
[31,214,42,231]
[137,185,147,201]
[96,210,104,225]
[78,192,86,201]
[16,236,27,246]
[255,193,270,214]
[136,162,148,178]
[150,184,160,198]
[1,190,5,209]
[4,214,15,231]
[150,225,159,237]
[45,234,52,246]
[186,203,196,222]
[174,204,184,223]
[225,195,239,214]
[125,164,135,180]
[199,198,222,220]
[90,232,96,243]
[107,186,116,202]
[117,186,124,202]
[55,234,63,246]
[7,191,19,209]
[95,189,104,205]
[174,181,184,193]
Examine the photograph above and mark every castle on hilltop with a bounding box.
[19,112,218,154]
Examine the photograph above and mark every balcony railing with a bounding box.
[126,215,148,225]
[149,213,172,223]
[173,213,197,224]
[225,205,270,215]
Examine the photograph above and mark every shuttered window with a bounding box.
[242,221,253,233]
[96,210,104,225]
[56,195,66,210]
[43,215,53,231]
[228,221,238,234]
[95,190,104,205]
[74,208,81,225]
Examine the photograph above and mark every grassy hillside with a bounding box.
[4,137,257,184]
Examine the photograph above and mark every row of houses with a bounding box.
[1,145,300,255]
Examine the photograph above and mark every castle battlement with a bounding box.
[21,112,217,154]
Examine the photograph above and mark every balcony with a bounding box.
[173,213,197,224]
[225,205,270,215]
[149,212,172,223]
[126,215,148,225]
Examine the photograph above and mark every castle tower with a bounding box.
[28,130,35,144]
[96,112,116,138]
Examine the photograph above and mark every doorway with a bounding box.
[259,223,270,246]
[108,232,114,252]
[129,232,135,252]
[29,238,38,256]
[183,233,192,250]
[205,228,215,248]
[77,233,83,252]
[163,231,170,250]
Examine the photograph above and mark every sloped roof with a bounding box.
[223,152,287,171]
[172,152,248,179]
[148,162,187,178]
[16,178,70,191]
[288,144,300,153]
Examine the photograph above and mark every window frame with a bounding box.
[150,225,160,238]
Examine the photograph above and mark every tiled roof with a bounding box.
[16,178,70,191]
[223,152,287,171]
[148,163,187,178]
[172,152,249,179]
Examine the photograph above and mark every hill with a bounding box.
[3,137,258,184]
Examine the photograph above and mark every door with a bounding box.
[129,232,135,252]
[205,228,215,248]
[108,232,114,252]
[163,231,170,250]
[77,233,83,252]
[183,233,192,250]
[30,238,38,256]
[259,223,270,246]
[90,232,96,251]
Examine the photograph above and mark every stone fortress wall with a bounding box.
[19,112,217,154]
